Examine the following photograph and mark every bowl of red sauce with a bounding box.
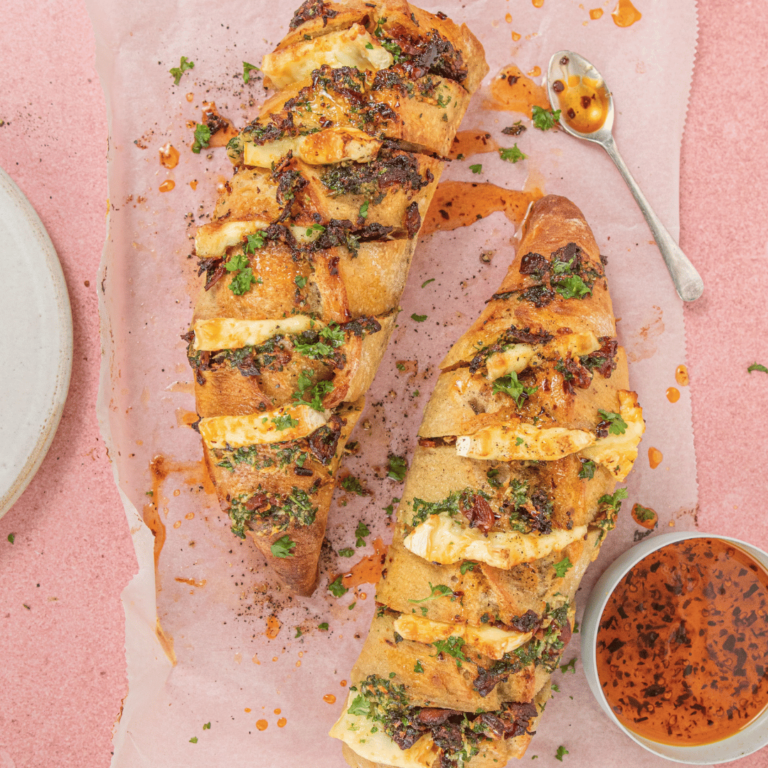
[581,532,768,764]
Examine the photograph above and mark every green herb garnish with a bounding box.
[169,56,194,85]
[598,409,628,435]
[328,576,348,598]
[271,535,296,559]
[552,557,573,578]
[469,164,483,174]
[411,313,427,323]
[387,454,408,482]
[408,582,452,604]
[531,105,561,131]
[243,61,259,83]
[492,371,538,407]
[191,123,211,154]
[499,144,526,163]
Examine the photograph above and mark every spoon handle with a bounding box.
[601,136,704,302]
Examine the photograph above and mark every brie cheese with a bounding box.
[456,423,594,462]
[403,514,588,569]
[192,316,314,351]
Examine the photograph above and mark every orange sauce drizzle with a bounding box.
[631,503,658,530]
[527,65,541,78]
[277,717,287,728]
[186,93,194,102]
[201,101,239,147]
[648,447,663,469]
[274,708,281,715]
[323,694,337,704]
[174,577,207,587]
[266,616,281,639]
[340,680,348,687]
[589,8,604,19]
[422,182,541,237]
[189,180,198,190]
[511,31,521,41]
[612,0,642,27]
[505,12,512,22]
[159,143,179,169]
[532,0,544,7]
[666,387,680,403]
[449,130,499,161]
[341,538,388,589]
[675,365,689,386]
[159,180,175,193]
[485,65,550,117]
[256,720,268,731]
[552,73,610,134]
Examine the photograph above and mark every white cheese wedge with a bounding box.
[263,25,393,89]
[199,404,327,450]
[192,317,314,351]
[580,390,645,481]
[329,693,439,768]
[393,614,532,661]
[243,128,381,168]
[485,344,536,381]
[484,332,601,381]
[456,423,594,462]
[403,514,588,569]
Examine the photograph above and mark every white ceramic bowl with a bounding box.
[581,532,768,765]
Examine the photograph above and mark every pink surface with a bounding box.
[0,2,765,768]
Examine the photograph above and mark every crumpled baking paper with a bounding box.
[89,0,700,765]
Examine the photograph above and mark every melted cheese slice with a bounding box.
[192,317,314,351]
[393,614,532,661]
[580,390,645,481]
[243,128,381,168]
[484,332,601,381]
[263,25,393,89]
[329,693,439,768]
[195,219,317,258]
[403,514,588,569]
[456,423,595,462]
[199,404,327,449]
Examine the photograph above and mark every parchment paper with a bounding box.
[88,1,699,765]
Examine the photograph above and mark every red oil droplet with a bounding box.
[340,680,347,687]
[532,0,544,7]
[666,387,680,403]
[675,365,689,386]
[274,708,281,715]
[277,717,287,728]
[589,8,604,19]
[256,719,268,731]
[186,93,194,102]
[159,180,175,193]
[323,694,337,704]
[266,616,281,639]
[159,143,179,169]
[648,447,663,469]
[189,180,198,190]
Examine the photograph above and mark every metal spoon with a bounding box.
[546,50,703,302]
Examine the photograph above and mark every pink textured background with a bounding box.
[0,1,766,767]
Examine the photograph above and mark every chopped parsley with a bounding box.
[271,412,299,431]
[634,504,656,522]
[555,275,591,300]
[598,409,628,435]
[338,548,355,558]
[292,324,345,359]
[189,736,198,744]
[552,557,573,578]
[414,660,424,673]
[295,628,303,638]
[599,487,628,512]
[7,533,15,544]
[578,459,596,480]
[486,468,502,488]
[748,362,768,374]
[244,232,266,252]
[203,722,211,730]
[305,223,326,237]
[408,582,453,604]
[384,497,400,517]
[421,278,435,288]
[460,561,476,574]
[243,61,259,83]
[169,56,194,85]
[271,535,296,559]
[469,164,483,174]
[555,746,569,762]
[292,369,334,412]
[387,454,408,482]
[348,694,371,716]
[319,622,329,631]
[191,123,211,154]
[492,371,538,408]
[355,521,370,547]
[359,200,369,219]
[294,275,308,289]
[410,488,490,529]
[328,576,348,597]
[411,313,427,323]
[225,253,257,295]
[433,636,468,668]
[365,42,374,50]
[560,657,577,674]
[531,105,561,131]
[341,476,367,497]
[348,602,357,610]
[499,144,527,163]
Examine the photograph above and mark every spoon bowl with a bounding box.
[546,50,704,302]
